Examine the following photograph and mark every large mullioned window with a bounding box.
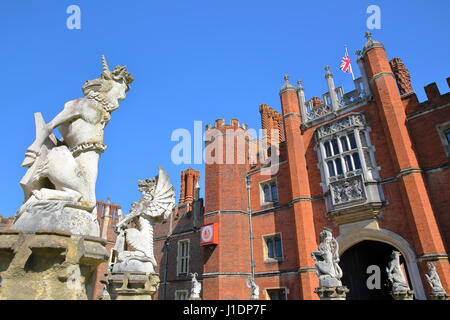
[316,113,382,209]
[323,132,362,178]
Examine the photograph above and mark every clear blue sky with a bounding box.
[1,0,449,217]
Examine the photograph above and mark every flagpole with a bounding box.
[345,45,355,81]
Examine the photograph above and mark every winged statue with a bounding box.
[111,167,175,273]
[311,228,344,288]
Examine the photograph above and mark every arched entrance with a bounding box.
[336,228,426,299]
[340,240,411,300]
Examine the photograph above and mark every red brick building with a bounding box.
[153,34,450,300]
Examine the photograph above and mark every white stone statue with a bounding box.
[189,273,202,299]
[247,276,259,300]
[12,56,133,237]
[311,228,343,287]
[111,167,175,274]
[425,262,447,295]
[386,251,410,292]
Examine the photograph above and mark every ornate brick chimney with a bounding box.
[390,57,413,96]
[259,104,285,143]
[179,168,200,206]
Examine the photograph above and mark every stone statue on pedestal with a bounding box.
[189,273,202,300]
[311,228,343,287]
[247,276,259,300]
[312,228,349,300]
[386,250,414,300]
[111,167,175,274]
[12,56,133,237]
[386,251,410,291]
[0,56,129,300]
[425,262,448,300]
[105,167,175,300]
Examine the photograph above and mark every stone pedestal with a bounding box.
[189,296,202,300]
[13,201,100,238]
[106,272,160,300]
[314,286,349,300]
[430,292,449,301]
[0,230,107,300]
[390,289,415,300]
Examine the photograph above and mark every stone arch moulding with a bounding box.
[336,228,426,300]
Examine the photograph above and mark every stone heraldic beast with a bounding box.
[12,56,133,237]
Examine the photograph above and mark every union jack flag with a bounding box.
[340,47,353,75]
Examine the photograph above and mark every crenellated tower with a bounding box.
[203,118,252,299]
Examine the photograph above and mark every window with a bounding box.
[316,113,383,215]
[260,180,278,203]
[323,134,362,178]
[263,233,283,261]
[266,288,287,300]
[175,290,189,300]
[437,122,450,157]
[177,240,190,275]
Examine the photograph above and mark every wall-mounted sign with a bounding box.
[200,223,219,246]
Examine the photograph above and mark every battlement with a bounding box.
[423,78,450,102]
[205,118,248,131]
[286,60,372,128]
[405,77,450,115]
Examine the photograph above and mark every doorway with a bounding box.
[340,240,411,300]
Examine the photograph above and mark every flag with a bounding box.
[340,47,355,80]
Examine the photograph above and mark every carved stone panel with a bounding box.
[316,113,365,140]
[330,175,366,206]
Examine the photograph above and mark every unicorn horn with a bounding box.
[101,55,110,72]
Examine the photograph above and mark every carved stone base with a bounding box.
[12,201,100,237]
[189,296,202,300]
[0,230,107,300]
[106,272,160,300]
[430,292,449,300]
[314,286,349,300]
[390,290,415,300]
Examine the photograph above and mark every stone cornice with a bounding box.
[369,71,395,83]
[417,253,449,262]
[283,112,302,119]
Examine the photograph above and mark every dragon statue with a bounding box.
[111,167,175,273]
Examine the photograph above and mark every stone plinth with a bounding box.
[0,230,108,300]
[189,296,202,300]
[314,286,349,300]
[13,201,100,238]
[390,289,415,300]
[106,272,160,300]
[430,292,449,301]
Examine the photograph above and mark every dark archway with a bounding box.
[340,240,410,300]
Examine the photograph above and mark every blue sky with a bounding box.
[1,0,449,217]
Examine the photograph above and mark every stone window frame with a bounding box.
[176,239,190,276]
[175,290,189,300]
[259,178,279,205]
[315,112,383,210]
[437,121,450,158]
[262,232,284,263]
[264,286,289,300]
[316,114,380,185]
